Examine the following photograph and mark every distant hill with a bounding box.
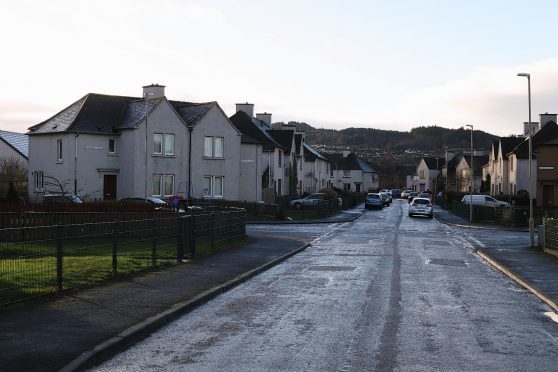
[273,122,499,151]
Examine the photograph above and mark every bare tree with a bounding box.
[0,157,27,181]
[43,175,99,200]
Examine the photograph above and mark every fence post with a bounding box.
[210,213,215,250]
[151,219,157,268]
[190,214,196,258]
[112,221,118,274]
[56,225,63,292]
[176,216,184,263]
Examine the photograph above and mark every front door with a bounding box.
[103,175,117,200]
[543,184,554,207]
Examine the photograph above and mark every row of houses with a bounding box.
[1,84,379,203]
[409,113,558,207]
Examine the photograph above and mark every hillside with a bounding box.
[274,122,499,151]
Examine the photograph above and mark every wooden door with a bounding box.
[103,175,117,200]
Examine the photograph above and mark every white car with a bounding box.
[408,197,434,218]
[461,195,510,207]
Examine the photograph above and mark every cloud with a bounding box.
[401,58,558,136]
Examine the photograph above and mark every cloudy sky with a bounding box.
[1,0,558,136]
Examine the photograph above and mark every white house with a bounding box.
[455,155,488,193]
[416,156,444,193]
[27,84,242,202]
[269,125,305,196]
[488,137,524,195]
[229,105,286,202]
[326,151,378,192]
[303,143,330,194]
[0,130,28,165]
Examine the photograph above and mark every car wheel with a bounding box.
[294,202,302,209]
[429,214,433,219]
[408,213,412,217]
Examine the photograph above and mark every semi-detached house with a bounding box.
[27,84,241,202]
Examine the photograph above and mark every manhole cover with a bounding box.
[308,266,356,272]
[428,258,467,267]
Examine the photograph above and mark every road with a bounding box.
[95,200,558,371]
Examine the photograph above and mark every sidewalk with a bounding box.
[0,234,309,372]
[434,205,558,313]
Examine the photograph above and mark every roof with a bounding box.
[268,129,295,153]
[422,156,445,170]
[460,155,489,174]
[499,137,524,158]
[28,93,215,135]
[228,111,284,151]
[326,153,375,172]
[509,121,558,159]
[303,143,328,162]
[0,130,28,159]
[446,154,462,170]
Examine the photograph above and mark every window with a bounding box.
[278,151,282,168]
[57,140,63,162]
[153,134,163,155]
[202,176,224,197]
[33,171,44,191]
[344,183,351,191]
[153,174,162,196]
[214,137,223,158]
[108,138,116,154]
[164,175,174,196]
[204,137,213,157]
[330,168,334,177]
[153,174,174,196]
[164,134,174,156]
[204,137,224,158]
[343,170,350,178]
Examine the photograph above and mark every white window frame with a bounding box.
[56,139,63,163]
[108,138,117,154]
[202,176,224,198]
[164,134,174,156]
[33,171,44,191]
[204,136,224,158]
[153,134,163,155]
[152,174,162,196]
[163,174,174,196]
[343,170,350,178]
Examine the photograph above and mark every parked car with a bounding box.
[288,193,327,209]
[461,195,510,207]
[365,193,383,210]
[379,192,391,206]
[42,194,83,204]
[390,189,402,198]
[407,191,419,203]
[120,196,167,205]
[418,192,432,200]
[408,197,434,218]
[401,190,413,198]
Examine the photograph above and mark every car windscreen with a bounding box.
[412,199,431,205]
[367,194,380,199]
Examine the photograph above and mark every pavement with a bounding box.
[2,204,558,371]
[433,204,558,313]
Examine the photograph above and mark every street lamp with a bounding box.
[466,124,473,222]
[517,72,534,248]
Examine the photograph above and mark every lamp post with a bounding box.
[466,124,474,222]
[517,72,534,248]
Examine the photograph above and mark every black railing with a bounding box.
[0,210,245,306]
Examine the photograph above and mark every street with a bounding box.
[95,200,558,371]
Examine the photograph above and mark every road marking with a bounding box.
[544,311,558,325]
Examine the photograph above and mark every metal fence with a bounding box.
[0,210,245,306]
[542,218,558,251]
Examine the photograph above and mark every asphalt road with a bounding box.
[95,200,558,371]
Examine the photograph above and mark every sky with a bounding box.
[1,0,558,137]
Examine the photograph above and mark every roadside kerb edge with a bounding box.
[476,249,558,313]
[434,214,530,232]
[60,241,311,372]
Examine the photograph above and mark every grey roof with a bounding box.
[0,130,28,158]
[228,111,284,151]
[28,93,215,135]
[326,153,375,172]
[422,156,445,170]
[303,143,328,162]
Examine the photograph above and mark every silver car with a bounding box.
[408,197,433,218]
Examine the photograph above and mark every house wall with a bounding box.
[536,146,558,207]
[0,140,27,165]
[129,101,189,199]
[190,105,241,200]
[416,160,429,192]
[510,157,537,198]
[239,143,262,202]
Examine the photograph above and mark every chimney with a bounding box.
[142,83,166,99]
[256,112,272,127]
[523,122,539,137]
[236,102,254,118]
[540,113,557,128]
[342,150,351,157]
